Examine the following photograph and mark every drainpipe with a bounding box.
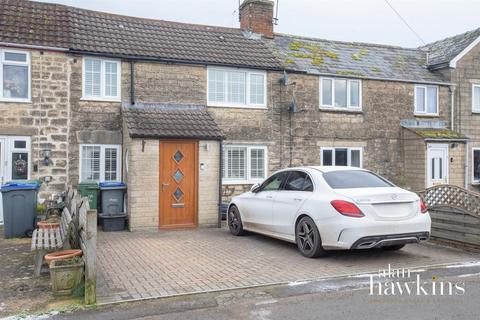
[465,140,469,189]
[218,139,223,228]
[450,85,456,130]
[130,60,135,105]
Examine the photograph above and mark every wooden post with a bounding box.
[83,209,97,305]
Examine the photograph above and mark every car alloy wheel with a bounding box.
[228,205,245,236]
[296,216,326,258]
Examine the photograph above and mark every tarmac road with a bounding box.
[52,261,480,320]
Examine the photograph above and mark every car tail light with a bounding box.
[420,199,428,214]
[330,200,364,218]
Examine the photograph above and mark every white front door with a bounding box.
[0,138,5,224]
[427,144,448,187]
[0,136,31,225]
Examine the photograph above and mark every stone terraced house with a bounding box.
[0,0,478,230]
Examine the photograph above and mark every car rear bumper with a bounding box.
[316,213,431,250]
[350,232,430,249]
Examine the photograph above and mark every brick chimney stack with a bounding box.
[239,0,274,38]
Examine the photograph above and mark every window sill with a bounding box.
[0,98,32,104]
[414,113,439,118]
[319,107,363,114]
[208,103,267,110]
[80,97,121,103]
[471,111,480,114]
[222,180,264,185]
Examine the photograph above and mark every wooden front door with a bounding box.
[159,141,198,229]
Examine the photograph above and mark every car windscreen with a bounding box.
[322,170,394,189]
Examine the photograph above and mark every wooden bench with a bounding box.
[31,208,73,277]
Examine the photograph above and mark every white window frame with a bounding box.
[319,77,362,110]
[82,57,121,102]
[414,85,439,116]
[0,49,31,102]
[472,84,480,113]
[472,147,480,184]
[320,147,363,167]
[222,145,268,184]
[79,144,121,182]
[207,66,267,109]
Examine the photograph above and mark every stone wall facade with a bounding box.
[401,129,426,191]
[123,135,159,231]
[0,49,458,206]
[446,42,480,192]
[0,48,70,199]
[66,56,124,187]
[123,130,220,230]
[198,141,220,227]
[448,142,466,188]
[122,62,454,201]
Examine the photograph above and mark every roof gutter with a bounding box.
[68,49,282,71]
[0,41,69,52]
[130,134,224,141]
[423,138,468,142]
[283,69,454,86]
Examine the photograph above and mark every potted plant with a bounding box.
[49,256,84,295]
[37,215,61,229]
[36,203,47,223]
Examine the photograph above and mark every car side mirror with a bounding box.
[250,183,261,193]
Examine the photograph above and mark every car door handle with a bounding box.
[293,198,303,201]
[266,195,273,199]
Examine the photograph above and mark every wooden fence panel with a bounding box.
[64,186,97,305]
[419,185,480,216]
[419,185,480,249]
[78,199,97,305]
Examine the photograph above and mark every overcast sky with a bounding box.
[37,0,480,47]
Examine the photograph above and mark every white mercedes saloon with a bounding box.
[227,166,431,258]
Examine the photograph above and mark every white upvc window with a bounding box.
[473,148,480,183]
[79,144,121,182]
[207,67,267,108]
[82,57,121,101]
[415,85,438,115]
[472,84,480,113]
[320,147,363,168]
[320,77,361,110]
[222,145,268,184]
[0,49,31,102]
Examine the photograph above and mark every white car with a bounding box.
[227,166,431,258]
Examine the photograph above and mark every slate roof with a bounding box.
[0,0,280,69]
[403,127,467,141]
[420,28,480,68]
[123,104,224,140]
[266,34,446,83]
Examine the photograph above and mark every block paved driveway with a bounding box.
[96,227,478,304]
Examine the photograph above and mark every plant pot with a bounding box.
[37,221,60,229]
[45,249,83,265]
[49,258,84,295]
